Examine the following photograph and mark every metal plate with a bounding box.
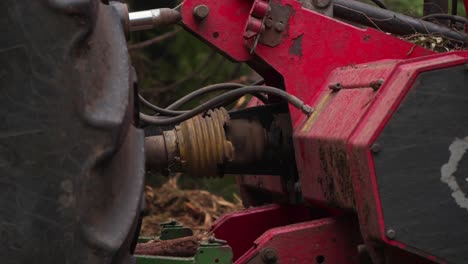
[240,217,361,264]
[374,64,468,263]
[259,1,292,47]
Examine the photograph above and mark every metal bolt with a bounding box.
[208,236,227,245]
[312,0,332,9]
[386,229,396,239]
[370,143,381,154]
[265,18,274,29]
[261,248,278,263]
[193,5,209,21]
[329,82,342,91]
[371,79,384,91]
[274,22,285,32]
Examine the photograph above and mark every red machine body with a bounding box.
[181,0,468,263]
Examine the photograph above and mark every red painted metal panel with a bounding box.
[296,59,398,209]
[182,0,432,124]
[236,217,362,264]
[181,0,252,61]
[210,204,316,261]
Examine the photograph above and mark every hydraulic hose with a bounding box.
[333,0,468,44]
[140,86,313,126]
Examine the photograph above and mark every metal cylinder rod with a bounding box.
[333,0,468,44]
[129,8,181,31]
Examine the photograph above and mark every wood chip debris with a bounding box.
[135,235,202,257]
[140,177,243,236]
[402,33,466,52]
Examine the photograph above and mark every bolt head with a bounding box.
[371,79,384,91]
[274,22,285,32]
[386,229,396,239]
[261,248,278,263]
[329,82,342,91]
[193,5,209,21]
[370,143,381,154]
[312,0,332,9]
[265,18,274,29]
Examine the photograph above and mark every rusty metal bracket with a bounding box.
[259,1,292,47]
[243,0,296,52]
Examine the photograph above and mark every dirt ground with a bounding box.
[140,176,244,236]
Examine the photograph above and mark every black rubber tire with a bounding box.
[0,1,145,263]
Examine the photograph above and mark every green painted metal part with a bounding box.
[195,241,233,264]
[136,241,233,264]
[160,220,194,240]
[137,255,193,264]
[136,221,232,264]
[137,220,193,243]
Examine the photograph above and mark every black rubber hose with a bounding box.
[166,83,244,110]
[140,82,269,116]
[138,94,186,116]
[140,86,313,126]
[333,0,468,44]
[421,14,468,24]
[370,0,388,9]
[166,83,269,110]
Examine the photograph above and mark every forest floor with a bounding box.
[140,176,244,236]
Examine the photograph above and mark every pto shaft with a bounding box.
[145,108,267,177]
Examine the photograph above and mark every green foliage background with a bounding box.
[128,0,466,200]
[129,1,251,110]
